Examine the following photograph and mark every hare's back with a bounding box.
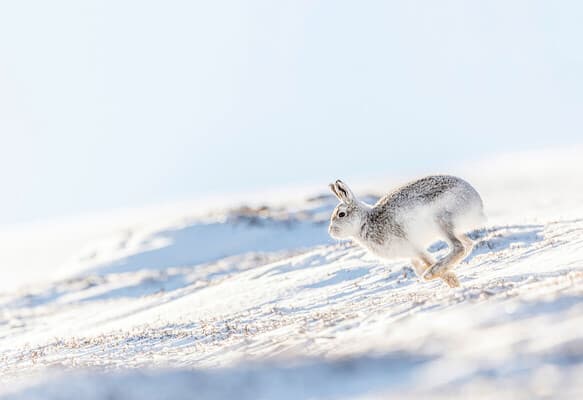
[362,175,484,246]
[377,175,483,212]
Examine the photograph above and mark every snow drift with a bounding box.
[1,148,583,399]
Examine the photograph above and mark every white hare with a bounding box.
[328,176,485,287]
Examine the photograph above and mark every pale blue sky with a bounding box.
[1,1,582,224]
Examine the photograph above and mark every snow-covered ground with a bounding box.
[1,148,583,400]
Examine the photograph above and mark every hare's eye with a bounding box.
[338,211,346,218]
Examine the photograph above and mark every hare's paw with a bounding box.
[441,272,460,288]
[422,265,441,281]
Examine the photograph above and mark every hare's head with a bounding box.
[328,180,367,239]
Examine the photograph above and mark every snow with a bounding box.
[1,148,583,399]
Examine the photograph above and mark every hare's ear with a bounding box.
[329,183,342,201]
[333,179,356,204]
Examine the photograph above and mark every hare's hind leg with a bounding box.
[411,252,433,277]
[441,272,461,288]
[423,221,467,281]
[411,259,428,276]
[413,255,460,287]
[459,234,474,257]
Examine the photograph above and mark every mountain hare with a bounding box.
[328,175,485,288]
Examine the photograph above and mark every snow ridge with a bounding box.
[1,151,583,399]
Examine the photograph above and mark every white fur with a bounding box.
[328,176,485,287]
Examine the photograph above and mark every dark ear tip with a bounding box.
[335,179,343,185]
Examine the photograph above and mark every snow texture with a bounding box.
[1,149,583,399]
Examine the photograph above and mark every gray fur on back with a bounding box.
[361,175,483,245]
